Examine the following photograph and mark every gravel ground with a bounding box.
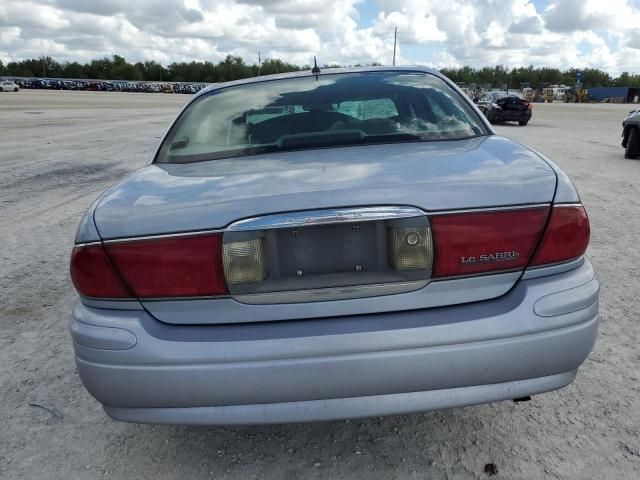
[1,90,639,480]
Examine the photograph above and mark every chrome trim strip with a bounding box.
[234,280,429,304]
[74,241,102,247]
[427,203,549,216]
[80,297,145,311]
[141,295,232,302]
[522,256,585,280]
[430,267,523,281]
[227,206,426,231]
[551,203,583,208]
[103,229,224,244]
[96,204,561,244]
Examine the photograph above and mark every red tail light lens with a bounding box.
[70,205,587,298]
[530,205,589,267]
[70,244,131,298]
[430,208,549,278]
[105,234,227,298]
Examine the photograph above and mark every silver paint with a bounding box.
[93,136,557,240]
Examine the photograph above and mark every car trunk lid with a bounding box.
[92,136,558,324]
[496,96,529,111]
[94,136,554,239]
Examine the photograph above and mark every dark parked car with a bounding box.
[621,109,640,158]
[476,91,532,125]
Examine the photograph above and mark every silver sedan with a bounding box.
[69,67,598,425]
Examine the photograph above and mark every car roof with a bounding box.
[195,66,443,98]
[488,91,520,96]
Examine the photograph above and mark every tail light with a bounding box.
[70,244,131,298]
[70,205,589,300]
[106,234,227,298]
[223,237,268,285]
[530,205,589,266]
[70,234,227,299]
[388,226,433,270]
[430,208,549,278]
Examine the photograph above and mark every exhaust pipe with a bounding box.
[513,396,532,403]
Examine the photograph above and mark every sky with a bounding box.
[2,0,640,74]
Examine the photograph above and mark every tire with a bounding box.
[0,88,3,92]
[485,110,495,124]
[14,88,18,92]
[625,128,640,159]
[519,120,528,126]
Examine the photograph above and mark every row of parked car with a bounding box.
[2,78,208,94]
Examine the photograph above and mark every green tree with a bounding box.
[3,55,640,89]
[85,57,113,79]
[111,62,143,80]
[63,61,87,79]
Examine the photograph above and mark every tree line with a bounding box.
[0,55,302,83]
[2,54,640,88]
[439,65,640,89]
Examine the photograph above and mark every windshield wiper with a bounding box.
[261,131,471,154]
[169,136,190,150]
[361,133,424,143]
[165,129,484,164]
[279,130,365,148]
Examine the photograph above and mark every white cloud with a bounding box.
[373,9,447,43]
[1,0,640,75]
[542,0,636,33]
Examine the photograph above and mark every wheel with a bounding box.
[519,120,528,126]
[625,128,640,159]
[485,110,495,124]
[14,88,18,92]
[0,87,3,92]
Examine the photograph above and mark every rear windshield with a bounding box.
[156,72,489,163]
[494,92,523,99]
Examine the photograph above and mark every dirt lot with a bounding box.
[1,90,639,480]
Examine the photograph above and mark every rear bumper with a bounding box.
[105,371,577,425]
[70,259,599,425]
[493,110,532,121]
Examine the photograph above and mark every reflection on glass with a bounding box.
[156,72,489,163]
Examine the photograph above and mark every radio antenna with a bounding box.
[393,27,397,66]
[311,56,321,79]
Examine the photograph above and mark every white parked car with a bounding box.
[0,80,19,92]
